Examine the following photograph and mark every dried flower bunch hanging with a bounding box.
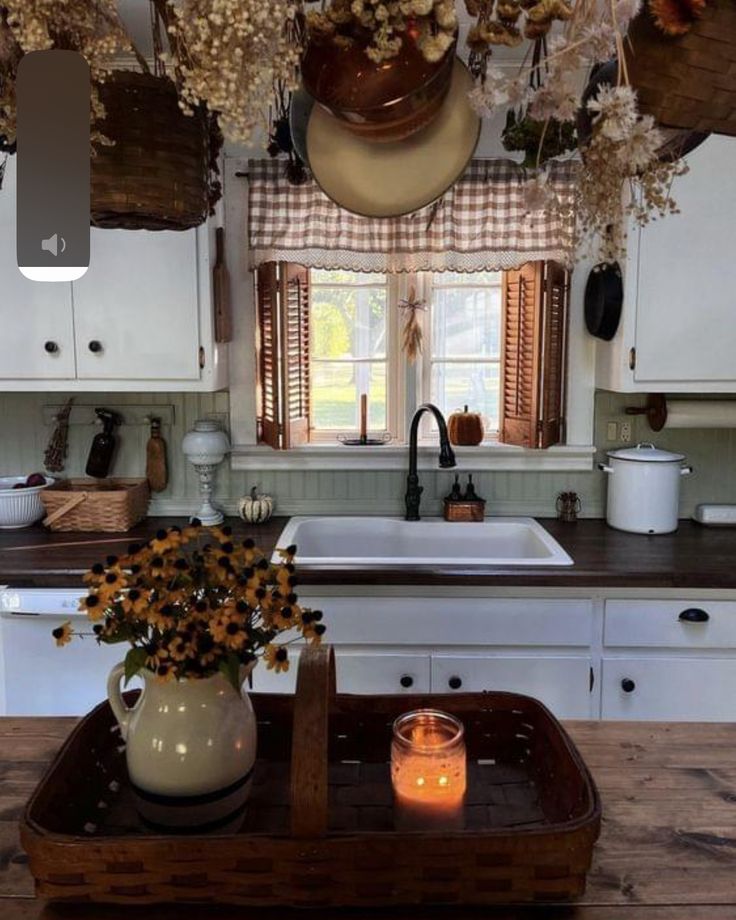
[0,0,131,150]
[306,0,458,63]
[53,522,325,688]
[166,0,303,144]
[465,0,690,262]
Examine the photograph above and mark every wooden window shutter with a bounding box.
[255,262,310,449]
[279,263,310,449]
[499,261,569,449]
[256,262,281,449]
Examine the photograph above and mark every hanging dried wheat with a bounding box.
[399,287,427,364]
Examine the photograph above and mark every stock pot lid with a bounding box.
[608,442,685,463]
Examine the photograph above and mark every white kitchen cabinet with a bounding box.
[250,651,431,696]
[601,657,736,722]
[0,158,227,391]
[596,135,736,393]
[605,598,736,649]
[0,156,76,380]
[73,229,201,381]
[430,654,593,719]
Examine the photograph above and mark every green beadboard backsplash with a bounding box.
[0,390,733,518]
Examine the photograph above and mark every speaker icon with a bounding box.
[41,233,66,256]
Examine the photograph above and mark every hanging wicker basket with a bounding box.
[626,0,736,137]
[91,70,219,231]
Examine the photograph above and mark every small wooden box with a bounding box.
[443,498,486,522]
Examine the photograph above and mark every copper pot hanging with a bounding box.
[301,32,456,144]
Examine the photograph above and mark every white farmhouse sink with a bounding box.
[274,517,573,567]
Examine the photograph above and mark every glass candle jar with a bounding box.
[391,709,466,831]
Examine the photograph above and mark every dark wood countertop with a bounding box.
[2,717,735,919]
[1,516,736,590]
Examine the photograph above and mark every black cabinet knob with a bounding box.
[621,678,636,693]
[679,607,709,623]
[88,340,103,354]
[44,341,59,354]
[400,675,414,689]
[448,676,463,690]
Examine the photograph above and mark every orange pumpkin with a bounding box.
[448,406,484,446]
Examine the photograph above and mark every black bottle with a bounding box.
[85,409,120,478]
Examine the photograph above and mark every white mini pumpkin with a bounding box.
[238,486,274,524]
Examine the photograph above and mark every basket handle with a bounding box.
[290,644,336,839]
[43,492,88,528]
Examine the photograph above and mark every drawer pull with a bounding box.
[621,678,636,693]
[44,340,59,354]
[679,607,709,624]
[88,340,103,354]
[399,675,414,689]
[448,676,463,690]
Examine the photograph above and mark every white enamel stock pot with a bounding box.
[598,442,693,535]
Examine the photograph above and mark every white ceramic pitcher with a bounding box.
[107,661,257,831]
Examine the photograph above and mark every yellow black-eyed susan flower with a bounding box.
[51,621,73,647]
[150,527,183,555]
[83,562,106,586]
[145,644,169,670]
[120,587,148,617]
[154,661,176,683]
[264,644,289,673]
[79,593,104,621]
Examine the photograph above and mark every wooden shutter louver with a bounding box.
[499,261,569,449]
[280,263,310,449]
[256,262,281,449]
[255,262,310,449]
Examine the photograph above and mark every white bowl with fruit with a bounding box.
[0,474,54,529]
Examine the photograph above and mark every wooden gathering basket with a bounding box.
[21,646,601,907]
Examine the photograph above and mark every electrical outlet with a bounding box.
[620,421,632,443]
[606,421,618,441]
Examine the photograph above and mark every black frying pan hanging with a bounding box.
[584,262,623,341]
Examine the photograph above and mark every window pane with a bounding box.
[431,282,501,359]
[431,362,500,431]
[311,269,386,286]
[311,285,387,360]
[311,361,387,431]
[434,271,500,286]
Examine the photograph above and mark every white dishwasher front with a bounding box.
[0,587,138,716]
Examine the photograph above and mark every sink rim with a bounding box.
[273,516,574,567]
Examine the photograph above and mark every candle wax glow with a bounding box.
[391,710,466,831]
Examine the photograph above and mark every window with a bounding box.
[423,272,503,436]
[255,262,568,450]
[309,270,391,438]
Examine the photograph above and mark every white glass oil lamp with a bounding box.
[181,419,230,525]
[391,709,467,831]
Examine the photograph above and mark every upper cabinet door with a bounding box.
[0,156,75,379]
[73,228,201,380]
[635,135,736,386]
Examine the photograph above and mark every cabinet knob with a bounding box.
[679,607,709,623]
[88,340,103,354]
[399,675,414,689]
[448,676,463,690]
[44,341,59,354]
[621,678,636,693]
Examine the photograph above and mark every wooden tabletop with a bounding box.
[1,718,735,919]
[2,517,736,590]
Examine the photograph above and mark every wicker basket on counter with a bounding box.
[21,646,601,907]
[39,478,149,532]
[627,0,736,137]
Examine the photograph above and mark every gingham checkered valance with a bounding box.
[247,158,578,273]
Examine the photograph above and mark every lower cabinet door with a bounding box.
[602,657,736,721]
[250,652,431,696]
[430,655,592,719]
